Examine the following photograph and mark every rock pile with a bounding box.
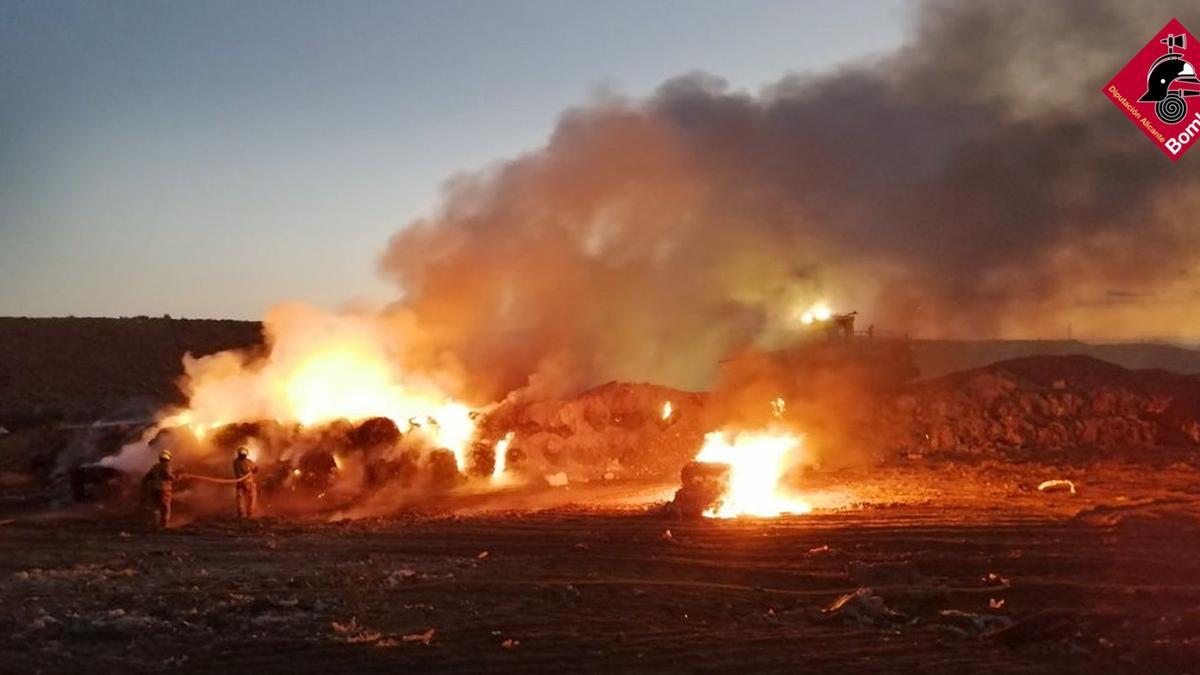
[872,355,1200,458]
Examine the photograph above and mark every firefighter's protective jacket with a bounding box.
[142,462,174,495]
[233,457,258,490]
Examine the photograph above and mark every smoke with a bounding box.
[381,0,1200,400]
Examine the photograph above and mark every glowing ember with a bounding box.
[492,431,514,480]
[770,397,785,419]
[661,401,673,420]
[693,428,810,518]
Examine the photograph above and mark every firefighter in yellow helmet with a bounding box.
[233,447,259,518]
[141,450,175,527]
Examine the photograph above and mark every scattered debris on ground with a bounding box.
[1038,479,1077,494]
[822,588,906,626]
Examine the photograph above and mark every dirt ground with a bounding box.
[2,461,1199,674]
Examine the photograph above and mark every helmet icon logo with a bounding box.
[1104,19,1200,161]
[1137,33,1197,124]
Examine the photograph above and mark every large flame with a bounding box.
[174,304,480,469]
[693,428,810,518]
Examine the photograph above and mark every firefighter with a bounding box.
[141,450,175,527]
[233,447,259,519]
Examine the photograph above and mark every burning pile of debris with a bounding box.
[12,343,1200,521]
[28,382,713,516]
[873,355,1200,459]
[669,461,731,518]
[484,382,708,481]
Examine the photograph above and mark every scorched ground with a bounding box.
[2,461,1199,674]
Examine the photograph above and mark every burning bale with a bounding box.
[689,427,812,518]
[666,415,814,519]
[349,417,402,449]
[486,382,709,481]
[668,461,731,518]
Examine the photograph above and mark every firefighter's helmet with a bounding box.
[159,450,172,461]
[1138,55,1196,102]
[237,447,250,457]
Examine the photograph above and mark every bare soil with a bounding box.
[2,462,1198,674]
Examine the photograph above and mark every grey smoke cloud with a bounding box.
[381,0,1200,400]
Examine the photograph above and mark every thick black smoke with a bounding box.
[382,0,1200,401]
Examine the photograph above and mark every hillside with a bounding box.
[911,339,1200,380]
[0,317,261,428]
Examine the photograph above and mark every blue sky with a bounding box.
[0,0,908,318]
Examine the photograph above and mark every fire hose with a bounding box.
[177,472,255,485]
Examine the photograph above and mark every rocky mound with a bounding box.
[874,355,1200,458]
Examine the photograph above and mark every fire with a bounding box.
[492,432,514,480]
[693,428,810,518]
[284,349,403,426]
[260,346,478,468]
[172,305,481,471]
[770,397,785,418]
[283,349,473,449]
[426,403,476,470]
[798,301,833,325]
[661,401,673,420]
[158,410,217,441]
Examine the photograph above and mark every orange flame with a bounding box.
[492,431,514,481]
[693,427,810,518]
[173,305,480,470]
